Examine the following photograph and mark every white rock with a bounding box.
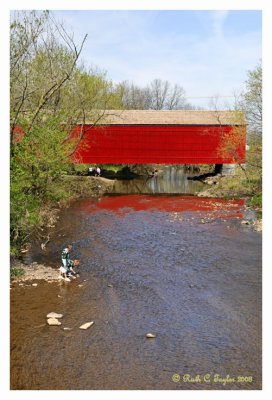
[47,312,63,319]
[146,333,156,338]
[79,321,94,330]
[254,220,262,232]
[47,318,61,326]
[63,327,72,331]
[32,283,38,287]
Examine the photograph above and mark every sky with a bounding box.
[54,9,262,109]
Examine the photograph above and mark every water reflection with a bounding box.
[111,166,204,194]
[77,195,244,218]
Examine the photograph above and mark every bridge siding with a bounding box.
[71,124,246,164]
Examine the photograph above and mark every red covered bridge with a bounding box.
[71,110,246,165]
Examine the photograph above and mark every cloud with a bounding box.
[211,10,229,38]
[54,10,261,108]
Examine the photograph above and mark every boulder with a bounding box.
[47,318,61,326]
[47,312,63,319]
[146,333,156,338]
[79,321,94,330]
[254,219,262,232]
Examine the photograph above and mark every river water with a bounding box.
[111,165,204,194]
[10,170,262,390]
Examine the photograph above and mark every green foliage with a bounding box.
[73,164,89,175]
[10,246,20,257]
[250,192,262,207]
[10,267,25,278]
[10,116,71,245]
[103,164,122,173]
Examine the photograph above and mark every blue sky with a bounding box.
[38,10,262,107]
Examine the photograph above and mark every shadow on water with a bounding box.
[10,167,262,390]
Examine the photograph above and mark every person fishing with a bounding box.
[60,244,75,279]
[61,244,73,269]
[59,244,80,280]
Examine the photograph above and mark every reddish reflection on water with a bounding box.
[78,195,244,218]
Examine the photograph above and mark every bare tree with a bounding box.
[115,79,188,110]
[242,63,262,135]
[149,79,170,109]
[10,10,87,148]
[166,83,186,110]
[115,81,150,109]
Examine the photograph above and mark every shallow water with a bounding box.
[10,195,261,390]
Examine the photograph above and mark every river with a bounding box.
[10,168,262,390]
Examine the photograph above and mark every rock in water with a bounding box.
[47,318,61,326]
[146,333,156,338]
[79,321,94,330]
[47,312,63,319]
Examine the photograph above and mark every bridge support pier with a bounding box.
[221,164,236,175]
[214,164,223,174]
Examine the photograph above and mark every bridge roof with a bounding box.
[95,110,245,126]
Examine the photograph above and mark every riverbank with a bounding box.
[196,176,262,232]
[10,258,61,284]
[58,175,115,199]
[196,168,262,212]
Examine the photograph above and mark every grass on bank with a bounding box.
[198,165,262,207]
[10,267,25,279]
